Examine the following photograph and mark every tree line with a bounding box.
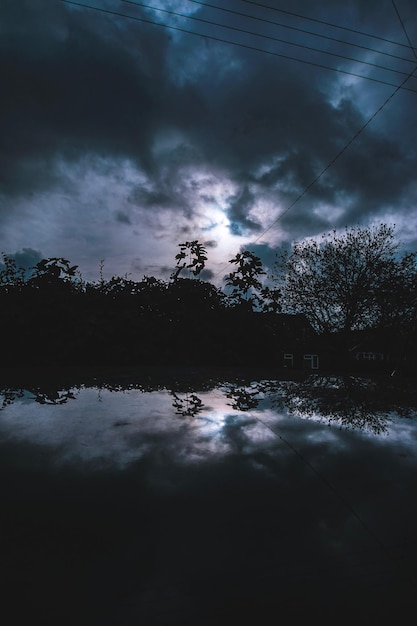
[1,224,416,370]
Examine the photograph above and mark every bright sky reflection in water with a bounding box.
[1,380,417,470]
[0,387,278,469]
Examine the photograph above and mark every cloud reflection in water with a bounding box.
[0,375,417,471]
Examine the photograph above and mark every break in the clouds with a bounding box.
[1,0,416,281]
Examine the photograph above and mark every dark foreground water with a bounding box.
[1,370,417,624]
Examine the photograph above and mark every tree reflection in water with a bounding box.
[1,373,417,435]
[0,386,77,408]
[1,388,25,409]
[203,375,417,435]
[224,384,260,412]
[171,391,205,418]
[258,375,417,435]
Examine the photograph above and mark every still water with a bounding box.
[1,371,417,624]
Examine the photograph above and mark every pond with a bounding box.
[1,369,417,624]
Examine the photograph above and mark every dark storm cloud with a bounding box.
[0,0,172,195]
[115,210,132,224]
[13,248,43,269]
[227,185,262,235]
[1,0,416,263]
[0,248,43,274]
[198,267,214,281]
[130,187,174,208]
[246,242,280,270]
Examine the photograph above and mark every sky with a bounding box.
[1,0,417,284]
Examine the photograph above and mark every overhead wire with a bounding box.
[220,3,417,276]
[241,0,416,51]
[391,0,417,60]
[119,0,416,80]
[243,59,417,252]
[59,0,417,93]
[211,57,417,277]
[181,0,417,64]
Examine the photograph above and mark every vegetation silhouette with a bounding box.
[222,375,417,434]
[1,224,416,373]
[2,374,417,435]
[171,391,205,418]
[259,375,417,434]
[171,240,208,281]
[224,384,261,412]
[273,224,417,369]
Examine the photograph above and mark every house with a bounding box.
[266,313,334,371]
[347,326,417,375]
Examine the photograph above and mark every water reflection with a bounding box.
[1,385,78,408]
[2,372,417,621]
[224,384,261,412]
[269,375,417,434]
[0,373,415,472]
[1,374,417,436]
[222,375,417,435]
[171,392,205,418]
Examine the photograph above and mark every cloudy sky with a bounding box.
[1,0,416,283]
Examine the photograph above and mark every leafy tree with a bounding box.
[373,250,417,370]
[375,251,417,329]
[93,275,142,298]
[168,278,225,313]
[29,257,80,291]
[224,250,266,310]
[276,224,406,336]
[0,253,26,292]
[258,285,282,313]
[171,240,208,280]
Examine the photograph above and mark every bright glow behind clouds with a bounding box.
[0,152,251,282]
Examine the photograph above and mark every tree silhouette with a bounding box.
[276,224,406,335]
[1,226,416,371]
[266,375,417,434]
[224,250,266,310]
[0,253,26,292]
[171,391,205,417]
[171,240,208,280]
[30,257,79,291]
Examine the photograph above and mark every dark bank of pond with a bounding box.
[0,364,308,387]
[1,368,417,624]
[2,362,416,392]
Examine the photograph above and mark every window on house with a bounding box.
[356,352,384,361]
[303,354,319,369]
[284,353,294,368]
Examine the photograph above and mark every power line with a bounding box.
[248,61,417,245]
[181,0,416,65]
[207,3,417,268]
[391,0,417,60]
[120,0,416,80]
[59,0,417,93]
[241,0,416,51]
[211,58,417,279]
